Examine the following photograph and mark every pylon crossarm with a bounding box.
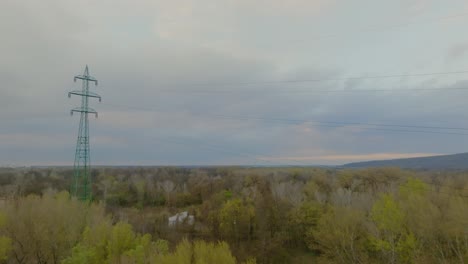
[68,91,102,101]
[71,107,98,117]
[74,75,98,85]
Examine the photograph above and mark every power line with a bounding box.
[163,70,468,89]
[201,115,468,135]
[204,114,468,131]
[159,86,468,94]
[101,102,468,136]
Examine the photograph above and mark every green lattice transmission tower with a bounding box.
[68,65,101,201]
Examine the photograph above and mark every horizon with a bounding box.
[2,151,457,168]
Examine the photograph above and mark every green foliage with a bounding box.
[219,198,255,242]
[398,178,440,250]
[370,194,418,263]
[154,239,169,255]
[62,244,97,264]
[194,240,236,264]
[107,222,137,262]
[303,181,320,201]
[287,201,322,248]
[396,233,417,264]
[312,207,367,263]
[81,223,112,263]
[156,239,192,264]
[1,192,95,263]
[0,236,11,262]
[106,181,139,207]
[241,258,257,264]
[122,234,151,264]
[0,167,467,263]
[156,239,237,264]
[337,170,357,189]
[0,213,11,262]
[371,194,404,233]
[65,221,168,264]
[399,178,429,199]
[174,193,198,207]
[223,189,233,200]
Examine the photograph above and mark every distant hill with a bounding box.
[342,152,468,170]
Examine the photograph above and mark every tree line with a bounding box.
[0,166,466,263]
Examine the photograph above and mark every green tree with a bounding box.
[156,239,192,264]
[369,194,417,264]
[398,178,440,262]
[1,192,94,263]
[0,213,11,262]
[312,206,368,263]
[438,195,468,263]
[64,220,168,264]
[287,201,322,248]
[193,240,236,264]
[219,199,255,242]
[156,239,236,264]
[61,244,97,264]
[107,222,137,263]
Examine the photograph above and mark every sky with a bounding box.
[2,0,468,166]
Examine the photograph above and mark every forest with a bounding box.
[0,166,466,263]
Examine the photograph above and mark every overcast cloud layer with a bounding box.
[2,0,468,166]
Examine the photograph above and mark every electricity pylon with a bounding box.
[69,65,101,201]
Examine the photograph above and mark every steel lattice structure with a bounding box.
[69,66,101,201]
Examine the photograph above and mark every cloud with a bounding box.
[2,1,468,165]
[446,43,468,63]
[233,0,334,16]
[97,110,158,129]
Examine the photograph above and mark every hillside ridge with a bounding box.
[342,152,468,169]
